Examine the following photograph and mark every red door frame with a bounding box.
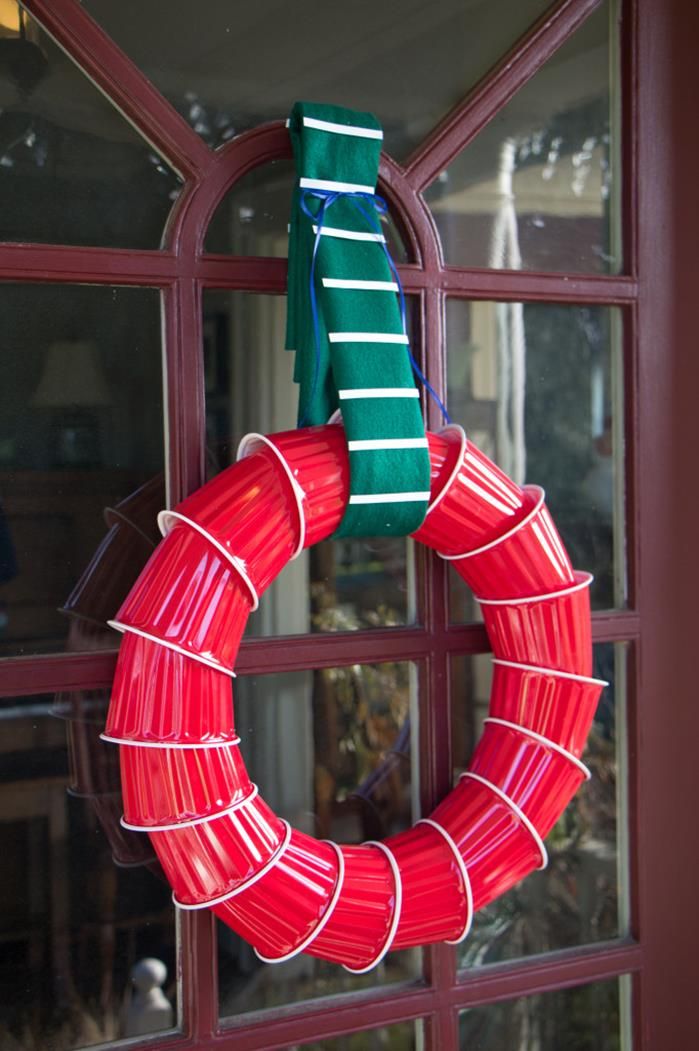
[0,0,696,1047]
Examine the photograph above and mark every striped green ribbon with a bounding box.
[286,101,430,537]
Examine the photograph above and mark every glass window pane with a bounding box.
[299,1020,422,1050]
[447,300,624,614]
[425,2,620,273]
[218,662,419,1017]
[84,0,555,160]
[0,7,181,247]
[0,692,177,1047]
[452,643,628,966]
[459,977,628,1050]
[0,284,165,657]
[203,290,412,635]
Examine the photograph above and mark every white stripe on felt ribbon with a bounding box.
[312,225,386,243]
[322,278,398,291]
[300,177,374,194]
[328,332,409,344]
[302,116,383,140]
[349,491,431,504]
[339,388,419,399]
[347,438,429,451]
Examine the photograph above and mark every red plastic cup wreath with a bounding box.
[102,423,605,971]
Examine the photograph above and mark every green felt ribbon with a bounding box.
[286,101,430,537]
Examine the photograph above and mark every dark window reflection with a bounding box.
[84,0,555,160]
[0,7,180,247]
[0,692,176,1048]
[459,979,625,1050]
[218,663,419,1017]
[0,284,165,656]
[447,300,623,614]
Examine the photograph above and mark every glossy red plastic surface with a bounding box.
[468,721,587,837]
[308,843,396,970]
[243,424,349,547]
[163,452,298,594]
[106,633,237,744]
[489,659,605,758]
[385,824,466,949]
[150,793,286,905]
[414,434,524,555]
[479,571,594,675]
[450,486,576,599]
[120,741,251,826]
[115,523,252,670]
[214,829,341,960]
[431,777,543,911]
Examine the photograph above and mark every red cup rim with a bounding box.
[156,510,260,611]
[438,485,545,562]
[120,783,259,832]
[492,657,608,688]
[483,718,591,780]
[173,820,293,911]
[459,772,548,870]
[102,733,240,750]
[343,840,403,974]
[107,621,236,678]
[476,570,594,606]
[236,432,306,558]
[416,818,473,944]
[423,424,467,517]
[253,840,346,964]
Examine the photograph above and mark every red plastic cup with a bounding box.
[104,633,237,745]
[445,486,576,599]
[479,571,594,676]
[104,473,165,546]
[119,741,252,827]
[214,829,342,962]
[415,430,525,555]
[431,776,545,911]
[160,451,298,596]
[467,719,589,838]
[148,790,287,906]
[489,658,606,757]
[113,523,252,672]
[308,843,397,971]
[61,519,154,629]
[383,823,467,949]
[239,425,348,549]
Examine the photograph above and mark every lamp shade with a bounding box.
[32,340,110,408]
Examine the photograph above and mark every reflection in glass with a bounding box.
[0,692,176,1048]
[203,290,411,635]
[459,978,625,1050]
[0,6,180,247]
[425,2,619,273]
[298,1020,421,1050]
[447,300,623,613]
[0,284,165,656]
[218,663,419,1017]
[205,159,409,262]
[84,0,554,160]
[452,644,626,966]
